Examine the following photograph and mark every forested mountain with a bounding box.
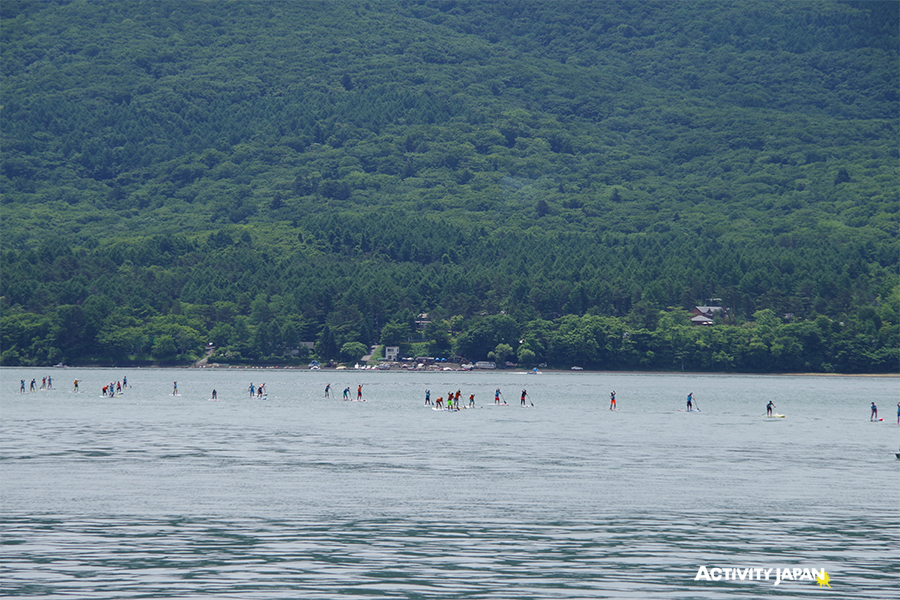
[1,0,897,372]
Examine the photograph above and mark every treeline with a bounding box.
[2,292,896,374]
[1,222,896,372]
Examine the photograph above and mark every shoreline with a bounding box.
[4,365,897,377]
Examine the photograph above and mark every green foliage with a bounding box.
[0,0,896,372]
[340,341,369,363]
[315,326,339,362]
[489,343,515,366]
[517,347,537,367]
[151,335,178,362]
[380,321,411,346]
[455,315,520,362]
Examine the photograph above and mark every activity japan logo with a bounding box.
[694,566,831,587]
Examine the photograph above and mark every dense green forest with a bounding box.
[1,0,897,372]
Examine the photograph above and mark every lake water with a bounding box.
[1,368,898,598]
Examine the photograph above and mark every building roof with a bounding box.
[695,305,724,313]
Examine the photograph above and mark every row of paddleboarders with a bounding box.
[585,391,888,421]
[323,384,366,400]
[18,376,57,392]
[423,388,532,408]
[723,396,893,422]
[203,383,268,400]
[18,377,129,395]
[13,380,897,420]
[169,382,264,400]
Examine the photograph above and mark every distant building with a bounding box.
[292,341,316,355]
[690,306,725,326]
[384,346,400,361]
[415,313,432,331]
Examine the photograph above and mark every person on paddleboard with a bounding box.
[610,391,616,410]
[870,402,877,421]
[469,393,475,407]
[212,389,217,400]
[343,387,350,400]
[425,389,431,405]
[686,393,694,411]
[173,381,178,396]
[357,384,363,401]
[495,388,502,404]
[521,389,528,406]
[766,400,775,416]
[896,402,899,425]
[325,384,331,398]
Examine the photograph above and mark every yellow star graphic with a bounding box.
[816,571,831,588]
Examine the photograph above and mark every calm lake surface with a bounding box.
[1,368,898,598]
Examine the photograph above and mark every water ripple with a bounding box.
[2,513,897,599]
